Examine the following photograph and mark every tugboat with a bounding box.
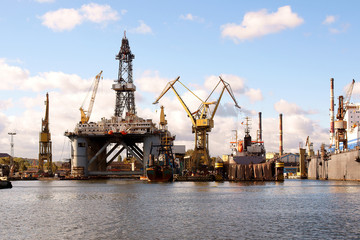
[146,106,175,182]
[146,144,174,182]
[0,165,12,189]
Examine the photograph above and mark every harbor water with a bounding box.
[1,179,359,239]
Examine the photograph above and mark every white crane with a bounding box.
[80,70,103,124]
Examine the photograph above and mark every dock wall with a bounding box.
[308,150,360,181]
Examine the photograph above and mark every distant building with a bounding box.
[266,152,278,160]
[279,153,300,174]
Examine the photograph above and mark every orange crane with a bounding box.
[80,71,103,124]
[153,76,240,170]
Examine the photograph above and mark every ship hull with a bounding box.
[146,166,173,182]
[0,180,12,189]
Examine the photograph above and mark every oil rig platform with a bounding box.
[65,32,163,178]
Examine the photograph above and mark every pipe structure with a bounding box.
[279,113,283,157]
[258,112,262,142]
[330,78,335,146]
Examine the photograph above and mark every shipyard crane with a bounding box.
[334,79,355,151]
[153,76,240,170]
[39,93,52,175]
[80,71,103,124]
[344,79,355,106]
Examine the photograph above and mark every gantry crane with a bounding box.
[153,76,240,170]
[39,93,52,175]
[80,70,103,124]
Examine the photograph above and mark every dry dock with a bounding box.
[308,149,360,181]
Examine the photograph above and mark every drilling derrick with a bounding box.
[112,32,136,118]
[39,93,52,175]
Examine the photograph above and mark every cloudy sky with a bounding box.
[1,0,360,161]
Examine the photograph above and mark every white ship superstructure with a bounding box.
[343,104,360,149]
[73,113,157,136]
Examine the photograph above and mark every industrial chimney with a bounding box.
[258,112,262,142]
[279,113,283,157]
[330,78,335,147]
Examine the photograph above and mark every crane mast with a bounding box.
[38,93,52,175]
[80,70,103,124]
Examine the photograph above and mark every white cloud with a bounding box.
[329,23,350,34]
[0,59,29,90]
[0,60,328,162]
[261,115,328,153]
[180,13,204,23]
[130,20,152,34]
[80,3,119,24]
[39,3,119,31]
[245,88,263,103]
[40,8,83,31]
[322,16,350,34]
[205,74,263,104]
[205,74,246,94]
[323,15,336,25]
[135,70,173,94]
[274,99,317,115]
[0,60,117,160]
[221,5,304,42]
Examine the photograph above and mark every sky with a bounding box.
[1,0,360,161]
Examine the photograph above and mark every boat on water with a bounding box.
[0,178,12,189]
[0,165,12,189]
[146,143,175,182]
[146,165,173,182]
[146,106,175,182]
[229,116,266,165]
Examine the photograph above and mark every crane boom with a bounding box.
[153,76,240,171]
[210,77,241,120]
[345,79,355,106]
[153,76,197,127]
[80,70,103,124]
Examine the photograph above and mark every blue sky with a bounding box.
[1,0,360,160]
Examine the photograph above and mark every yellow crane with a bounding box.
[153,76,240,170]
[80,70,103,124]
[39,93,52,175]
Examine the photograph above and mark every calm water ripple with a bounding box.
[0,179,359,239]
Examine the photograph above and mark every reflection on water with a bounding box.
[1,179,360,239]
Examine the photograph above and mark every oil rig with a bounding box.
[65,32,164,177]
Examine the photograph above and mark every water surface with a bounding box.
[1,179,359,239]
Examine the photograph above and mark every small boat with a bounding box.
[146,165,173,182]
[0,177,12,189]
[0,165,12,189]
